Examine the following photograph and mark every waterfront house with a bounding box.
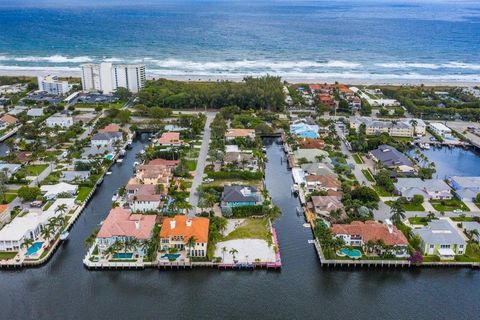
[429,122,452,139]
[298,138,325,149]
[134,164,172,188]
[394,178,452,200]
[60,171,91,183]
[159,215,209,257]
[462,222,480,243]
[96,207,156,257]
[223,151,258,171]
[0,199,74,252]
[301,162,334,176]
[91,132,122,148]
[369,145,415,173]
[46,115,74,128]
[293,149,329,164]
[40,182,78,200]
[221,185,262,208]
[147,158,180,169]
[125,184,163,212]
[350,117,425,137]
[225,128,256,141]
[448,176,480,201]
[412,219,466,260]
[331,220,409,258]
[290,122,320,139]
[158,132,183,146]
[307,196,344,219]
[305,175,341,193]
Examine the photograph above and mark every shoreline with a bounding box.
[0,68,478,87]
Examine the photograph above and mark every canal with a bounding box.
[0,137,479,319]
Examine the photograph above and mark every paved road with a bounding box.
[188,112,216,216]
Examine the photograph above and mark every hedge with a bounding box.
[207,170,263,180]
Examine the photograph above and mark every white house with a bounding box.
[91,132,122,148]
[429,122,452,139]
[46,116,74,128]
[394,178,452,200]
[40,182,78,200]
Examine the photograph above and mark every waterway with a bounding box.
[1,137,479,319]
[412,146,480,179]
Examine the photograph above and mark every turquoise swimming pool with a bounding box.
[104,154,114,161]
[26,242,43,256]
[337,248,362,259]
[161,253,180,261]
[113,252,133,259]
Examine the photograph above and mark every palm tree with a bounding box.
[21,238,34,250]
[186,236,197,257]
[221,246,227,261]
[229,248,238,261]
[390,198,406,225]
[409,119,418,136]
[55,203,68,215]
[40,226,53,244]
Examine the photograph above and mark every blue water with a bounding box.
[26,242,43,256]
[415,147,480,179]
[113,252,133,259]
[339,248,362,258]
[161,253,180,260]
[0,1,480,81]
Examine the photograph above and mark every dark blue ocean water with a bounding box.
[0,0,480,81]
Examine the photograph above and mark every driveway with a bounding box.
[188,112,216,216]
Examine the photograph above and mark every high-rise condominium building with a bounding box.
[80,62,146,94]
[37,75,70,95]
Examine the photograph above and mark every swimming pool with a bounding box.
[161,253,180,261]
[104,154,114,161]
[113,252,133,259]
[26,242,44,256]
[337,248,362,259]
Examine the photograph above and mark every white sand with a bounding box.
[214,239,276,264]
[0,68,477,86]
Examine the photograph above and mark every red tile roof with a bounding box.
[331,221,408,246]
[160,215,209,243]
[97,208,156,240]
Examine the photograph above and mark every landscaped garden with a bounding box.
[430,198,469,212]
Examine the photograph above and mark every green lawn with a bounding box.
[23,164,48,176]
[4,193,17,204]
[184,159,197,171]
[455,243,480,262]
[386,201,425,212]
[76,186,93,202]
[0,251,18,260]
[222,218,271,242]
[407,216,429,225]
[451,216,476,222]
[352,153,363,164]
[374,185,394,197]
[361,169,375,182]
[430,199,470,212]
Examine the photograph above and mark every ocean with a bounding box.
[0,0,480,82]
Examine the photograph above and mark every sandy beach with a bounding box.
[0,68,478,86]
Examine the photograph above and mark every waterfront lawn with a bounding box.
[430,199,470,212]
[361,169,375,182]
[222,218,270,242]
[22,164,48,176]
[76,186,93,202]
[4,191,17,204]
[455,243,480,262]
[386,201,425,212]
[0,251,17,260]
[352,153,363,164]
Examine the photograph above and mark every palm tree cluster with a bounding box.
[314,221,344,257]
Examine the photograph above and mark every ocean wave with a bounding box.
[149,59,361,71]
[376,61,480,70]
[0,55,93,63]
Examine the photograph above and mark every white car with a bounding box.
[453,209,463,213]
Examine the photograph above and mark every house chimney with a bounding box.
[170,220,176,229]
[135,221,140,230]
[186,219,192,227]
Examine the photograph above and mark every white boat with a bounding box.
[60,231,69,241]
[423,143,430,150]
[291,184,299,194]
[116,159,123,163]
[106,171,112,175]
[112,193,118,201]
